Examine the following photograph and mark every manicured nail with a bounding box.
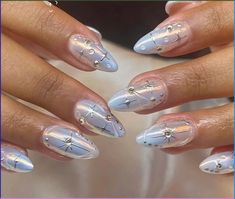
[165,1,204,15]
[69,34,118,72]
[42,125,99,159]
[74,100,125,138]
[134,21,190,54]
[86,26,102,40]
[108,78,167,112]
[136,119,195,148]
[1,144,33,173]
[199,151,234,175]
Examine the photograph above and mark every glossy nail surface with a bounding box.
[199,151,234,174]
[42,125,99,159]
[1,144,33,173]
[134,21,190,54]
[136,120,195,148]
[75,100,125,138]
[86,26,102,40]
[69,34,118,72]
[108,78,167,112]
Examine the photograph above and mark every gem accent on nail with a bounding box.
[136,120,195,148]
[108,78,167,112]
[199,151,234,174]
[42,125,99,159]
[134,21,190,54]
[1,144,33,173]
[74,100,125,138]
[69,34,118,72]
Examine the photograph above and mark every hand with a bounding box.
[1,1,125,173]
[108,1,234,175]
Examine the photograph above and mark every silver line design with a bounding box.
[134,21,190,54]
[136,120,195,148]
[1,144,33,173]
[69,34,118,72]
[42,125,99,159]
[108,78,167,112]
[74,100,125,138]
[199,151,234,175]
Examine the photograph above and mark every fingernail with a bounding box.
[134,21,190,54]
[42,125,99,159]
[108,78,167,112]
[1,144,34,173]
[165,1,204,15]
[199,151,234,175]
[136,119,195,148]
[74,100,125,138]
[69,34,118,72]
[86,26,102,40]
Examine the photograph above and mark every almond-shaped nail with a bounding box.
[86,26,102,40]
[134,21,191,54]
[199,151,234,175]
[136,120,195,148]
[69,34,118,72]
[42,125,99,159]
[108,78,167,112]
[75,100,125,138]
[1,144,34,173]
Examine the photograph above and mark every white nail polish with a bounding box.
[134,21,191,54]
[74,100,125,138]
[69,34,118,72]
[86,26,102,40]
[199,151,234,174]
[1,144,33,173]
[108,78,167,112]
[136,119,195,148]
[42,125,99,159]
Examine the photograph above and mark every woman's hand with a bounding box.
[108,1,234,175]
[1,1,125,173]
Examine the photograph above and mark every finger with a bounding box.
[199,146,234,175]
[2,94,99,160]
[1,142,34,173]
[108,47,233,113]
[135,103,233,151]
[2,1,117,72]
[134,1,234,56]
[2,34,125,138]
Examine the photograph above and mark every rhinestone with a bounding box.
[150,97,156,102]
[156,46,162,51]
[79,117,85,125]
[128,87,135,93]
[167,25,173,32]
[88,49,95,55]
[45,137,49,141]
[106,115,112,121]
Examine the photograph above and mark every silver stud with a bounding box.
[79,117,85,125]
[106,115,112,121]
[167,25,173,32]
[156,46,162,51]
[150,97,156,102]
[128,86,135,93]
[45,137,49,141]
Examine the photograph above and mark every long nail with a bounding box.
[69,34,118,72]
[136,119,195,148]
[108,78,167,112]
[74,100,125,138]
[1,144,34,173]
[134,21,190,54]
[86,26,102,40]
[199,151,234,175]
[42,125,99,159]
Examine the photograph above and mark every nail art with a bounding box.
[134,21,190,54]
[74,100,125,138]
[1,144,33,173]
[86,26,102,40]
[108,78,167,112]
[42,125,99,159]
[136,120,195,148]
[69,34,118,72]
[199,151,234,175]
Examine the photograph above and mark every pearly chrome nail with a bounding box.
[199,151,234,175]
[42,125,99,159]
[74,100,125,138]
[134,21,191,54]
[69,34,118,72]
[86,26,102,40]
[136,120,195,148]
[1,144,33,173]
[108,78,167,112]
